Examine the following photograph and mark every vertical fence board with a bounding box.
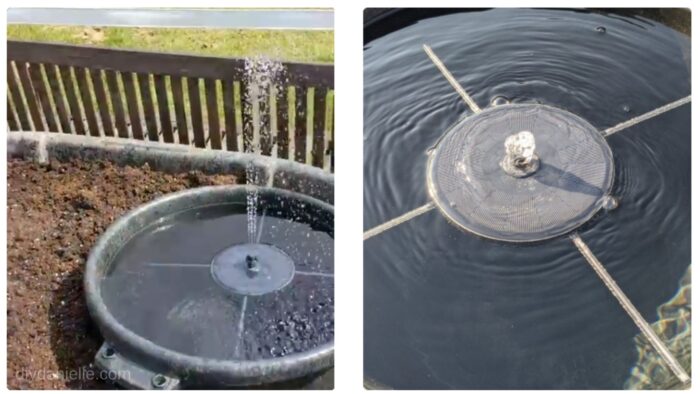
[170,76,189,145]
[294,86,308,163]
[276,86,290,159]
[105,70,129,138]
[267,85,277,157]
[8,96,20,130]
[28,63,59,132]
[45,65,73,134]
[312,87,327,168]
[89,69,115,137]
[154,74,174,143]
[7,62,31,131]
[222,79,237,151]
[16,62,44,130]
[204,78,221,149]
[251,85,261,154]
[324,90,335,172]
[260,85,273,156]
[187,77,206,148]
[75,67,100,136]
[305,88,315,165]
[137,73,159,141]
[234,82,244,151]
[288,86,297,160]
[122,72,144,140]
[58,65,86,135]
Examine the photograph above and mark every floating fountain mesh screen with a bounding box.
[427,104,614,242]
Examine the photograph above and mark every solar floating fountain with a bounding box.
[364,9,690,389]
[86,186,333,389]
[84,59,334,389]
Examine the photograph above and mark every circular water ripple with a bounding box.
[364,9,689,389]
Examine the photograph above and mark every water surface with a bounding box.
[364,9,690,389]
[102,193,334,361]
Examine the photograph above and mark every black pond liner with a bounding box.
[85,185,333,389]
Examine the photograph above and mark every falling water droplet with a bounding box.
[622,104,631,113]
[242,56,285,244]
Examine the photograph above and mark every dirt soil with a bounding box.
[7,159,237,389]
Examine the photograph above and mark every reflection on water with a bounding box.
[626,267,691,389]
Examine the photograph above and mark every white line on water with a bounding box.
[423,44,481,113]
[296,271,334,278]
[363,202,436,241]
[602,96,691,137]
[146,262,209,268]
[234,296,248,358]
[570,233,690,385]
[256,208,267,244]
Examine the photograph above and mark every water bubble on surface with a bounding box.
[602,195,619,211]
[596,26,607,34]
[490,96,510,106]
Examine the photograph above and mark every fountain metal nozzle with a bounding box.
[246,255,260,275]
[500,130,540,178]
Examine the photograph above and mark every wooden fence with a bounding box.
[6,40,334,172]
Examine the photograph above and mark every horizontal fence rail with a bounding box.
[7,40,335,172]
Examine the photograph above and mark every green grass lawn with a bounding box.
[7,25,334,63]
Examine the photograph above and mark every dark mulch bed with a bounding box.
[7,159,237,389]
